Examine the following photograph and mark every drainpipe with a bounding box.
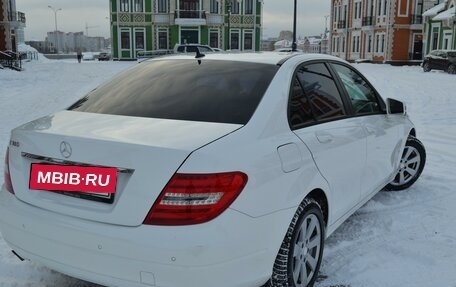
[385,0,391,63]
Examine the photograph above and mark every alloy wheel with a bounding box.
[390,146,421,186]
[291,214,322,287]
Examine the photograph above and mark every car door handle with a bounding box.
[316,133,333,143]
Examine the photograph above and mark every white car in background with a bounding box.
[1,53,425,287]
[82,52,95,61]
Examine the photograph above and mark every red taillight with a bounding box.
[143,172,248,226]
[4,147,15,194]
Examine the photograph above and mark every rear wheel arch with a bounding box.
[408,128,416,138]
[305,189,329,228]
[268,189,329,287]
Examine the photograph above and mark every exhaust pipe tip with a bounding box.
[11,250,25,261]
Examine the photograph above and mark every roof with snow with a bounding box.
[433,6,456,21]
[423,2,447,17]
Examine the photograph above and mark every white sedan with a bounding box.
[1,53,425,287]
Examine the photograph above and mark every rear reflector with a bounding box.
[4,147,15,194]
[143,172,248,226]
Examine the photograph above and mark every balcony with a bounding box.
[7,11,26,28]
[174,10,207,26]
[362,16,373,26]
[337,20,346,29]
[411,14,423,24]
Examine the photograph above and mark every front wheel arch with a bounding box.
[384,136,426,191]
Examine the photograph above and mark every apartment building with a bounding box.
[330,0,433,62]
[110,0,263,60]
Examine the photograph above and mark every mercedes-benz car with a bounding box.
[1,53,425,287]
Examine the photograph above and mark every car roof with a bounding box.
[147,52,347,66]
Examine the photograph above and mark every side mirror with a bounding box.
[386,98,407,115]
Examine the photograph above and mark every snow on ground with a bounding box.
[0,59,456,286]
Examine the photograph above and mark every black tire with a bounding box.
[271,198,325,287]
[423,62,431,72]
[384,136,426,191]
[448,64,456,75]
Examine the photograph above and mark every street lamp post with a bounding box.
[292,0,297,51]
[48,5,62,54]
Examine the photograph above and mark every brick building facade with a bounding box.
[330,0,434,63]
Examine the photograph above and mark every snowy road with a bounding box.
[1,59,456,287]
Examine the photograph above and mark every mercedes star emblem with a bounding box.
[60,141,72,158]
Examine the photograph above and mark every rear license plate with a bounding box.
[30,164,118,195]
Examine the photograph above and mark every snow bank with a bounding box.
[17,43,50,63]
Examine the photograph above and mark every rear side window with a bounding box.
[68,60,279,125]
[289,63,347,129]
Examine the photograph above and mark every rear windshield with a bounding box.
[69,59,278,125]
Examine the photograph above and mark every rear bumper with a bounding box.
[0,186,294,287]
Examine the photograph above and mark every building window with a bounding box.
[120,0,130,12]
[245,0,254,15]
[342,36,345,53]
[337,5,341,22]
[376,34,380,53]
[230,30,240,50]
[381,34,385,53]
[135,29,145,50]
[209,29,219,48]
[378,0,382,16]
[352,35,360,53]
[354,2,362,19]
[416,0,423,15]
[383,0,387,15]
[133,0,144,12]
[367,34,372,53]
[158,29,168,49]
[432,28,439,50]
[210,0,219,13]
[229,0,240,14]
[121,29,131,50]
[244,30,253,50]
[158,0,167,13]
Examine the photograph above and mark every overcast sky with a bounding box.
[16,0,330,41]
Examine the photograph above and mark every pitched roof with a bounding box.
[433,6,456,21]
[423,2,447,17]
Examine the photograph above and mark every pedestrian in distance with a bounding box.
[77,49,82,63]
